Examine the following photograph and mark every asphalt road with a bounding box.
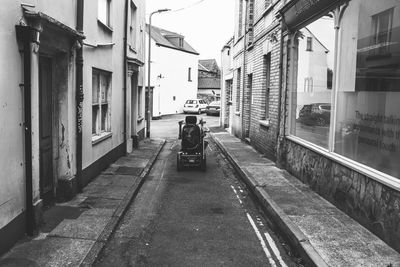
[94,114,300,266]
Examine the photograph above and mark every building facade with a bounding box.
[146,25,199,118]
[0,0,146,254]
[221,37,234,129]
[224,0,400,252]
[198,59,221,102]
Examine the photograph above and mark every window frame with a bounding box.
[92,68,112,144]
[130,1,137,49]
[235,68,241,113]
[263,53,271,120]
[98,0,112,28]
[188,67,192,82]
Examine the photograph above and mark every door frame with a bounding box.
[38,55,55,202]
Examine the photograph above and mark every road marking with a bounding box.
[155,160,167,192]
[264,232,288,267]
[246,213,277,267]
[230,185,243,204]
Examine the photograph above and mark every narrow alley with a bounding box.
[94,114,299,266]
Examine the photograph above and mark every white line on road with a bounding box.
[230,185,243,204]
[264,232,288,267]
[155,160,167,192]
[246,213,277,267]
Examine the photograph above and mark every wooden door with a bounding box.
[39,57,54,201]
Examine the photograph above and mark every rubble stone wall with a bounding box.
[283,139,400,252]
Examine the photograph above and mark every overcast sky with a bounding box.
[146,0,235,67]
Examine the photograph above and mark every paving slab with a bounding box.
[0,138,166,267]
[48,215,112,241]
[210,128,400,267]
[0,237,94,267]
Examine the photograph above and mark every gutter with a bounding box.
[76,0,84,191]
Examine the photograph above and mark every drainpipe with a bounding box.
[122,0,127,154]
[16,25,36,236]
[241,0,248,140]
[76,0,84,191]
[123,0,128,152]
[276,16,285,166]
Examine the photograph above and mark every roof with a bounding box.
[198,59,220,72]
[222,36,234,50]
[146,24,199,55]
[198,77,221,89]
[304,27,329,53]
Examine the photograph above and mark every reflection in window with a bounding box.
[290,16,335,148]
[334,0,400,178]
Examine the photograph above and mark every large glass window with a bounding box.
[289,0,400,179]
[290,16,335,148]
[334,0,400,178]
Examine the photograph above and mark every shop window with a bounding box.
[98,0,111,27]
[334,0,400,178]
[92,69,112,136]
[289,16,335,149]
[236,68,241,112]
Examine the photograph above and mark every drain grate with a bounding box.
[115,166,142,176]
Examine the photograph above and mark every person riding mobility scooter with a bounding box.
[177,116,208,171]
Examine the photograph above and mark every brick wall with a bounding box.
[230,0,282,159]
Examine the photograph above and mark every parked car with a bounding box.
[205,101,221,116]
[298,103,331,126]
[183,99,208,114]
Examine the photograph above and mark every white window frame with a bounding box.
[92,68,112,144]
[286,9,400,191]
[130,1,137,49]
[98,0,112,28]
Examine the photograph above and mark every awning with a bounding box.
[280,0,347,31]
[23,10,85,40]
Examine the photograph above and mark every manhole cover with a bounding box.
[116,167,142,176]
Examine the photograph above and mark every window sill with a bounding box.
[234,111,240,116]
[129,45,137,54]
[92,132,112,145]
[259,119,271,128]
[97,19,113,33]
[137,117,144,123]
[286,135,400,191]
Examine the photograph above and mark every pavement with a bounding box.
[209,127,400,267]
[0,138,165,267]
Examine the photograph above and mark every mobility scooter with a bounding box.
[177,116,208,171]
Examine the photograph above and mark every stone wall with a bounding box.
[283,139,400,252]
